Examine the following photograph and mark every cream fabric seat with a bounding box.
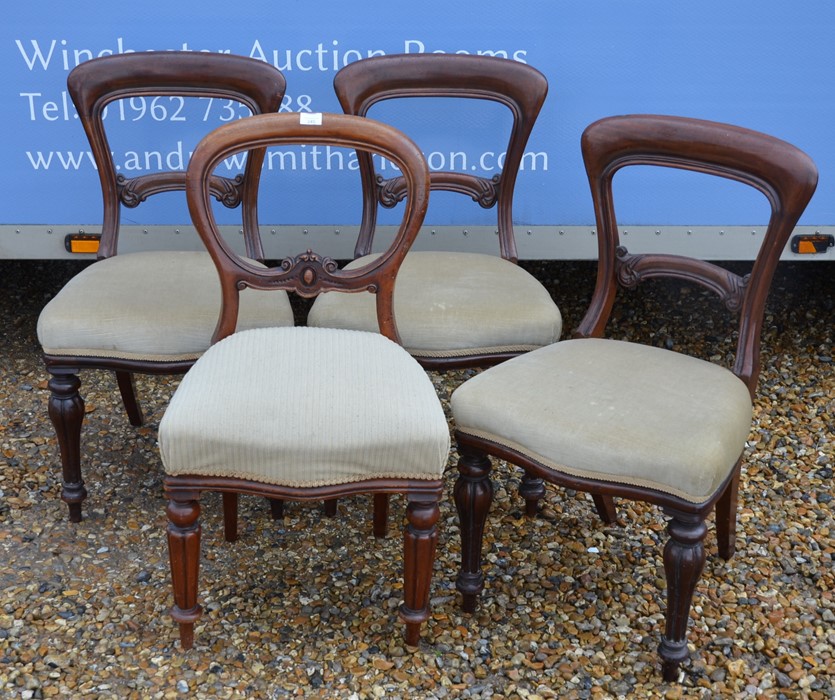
[38,251,293,362]
[308,251,562,359]
[159,326,451,487]
[451,338,753,504]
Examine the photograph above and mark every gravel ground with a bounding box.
[0,258,832,699]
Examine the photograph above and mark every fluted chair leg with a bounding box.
[715,466,741,561]
[372,493,389,538]
[519,472,545,517]
[659,509,707,682]
[222,492,238,542]
[47,370,87,522]
[167,494,203,650]
[400,498,440,646]
[115,370,144,427]
[454,447,493,613]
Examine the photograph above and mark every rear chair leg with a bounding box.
[715,467,741,560]
[519,472,545,517]
[373,493,390,538]
[115,370,144,427]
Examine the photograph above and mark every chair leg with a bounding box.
[519,472,545,517]
[658,509,707,683]
[167,494,203,650]
[592,494,618,524]
[400,498,440,646]
[324,499,338,517]
[47,370,87,522]
[715,467,741,561]
[115,370,144,427]
[268,498,284,520]
[222,492,238,542]
[454,448,493,614]
[372,493,390,538]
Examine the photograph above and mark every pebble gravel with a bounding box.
[0,258,832,699]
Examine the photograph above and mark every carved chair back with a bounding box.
[68,51,286,260]
[185,112,430,345]
[333,53,547,262]
[578,114,818,394]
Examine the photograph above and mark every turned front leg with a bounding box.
[47,370,87,522]
[167,495,203,649]
[400,498,440,646]
[659,510,707,682]
[454,448,493,613]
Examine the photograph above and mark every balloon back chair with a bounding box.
[450,115,817,680]
[37,52,294,522]
[160,112,450,649]
[308,53,586,531]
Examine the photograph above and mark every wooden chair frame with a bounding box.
[43,52,285,521]
[453,114,818,681]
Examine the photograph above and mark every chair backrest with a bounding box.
[333,53,548,262]
[68,51,286,260]
[186,112,430,345]
[579,114,818,395]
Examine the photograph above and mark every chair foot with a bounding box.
[47,371,87,522]
[400,498,440,646]
[372,493,389,538]
[519,472,544,517]
[167,494,203,649]
[454,447,493,613]
[324,499,338,517]
[592,494,618,524]
[222,492,238,542]
[659,510,707,682]
[715,467,741,560]
[115,370,144,427]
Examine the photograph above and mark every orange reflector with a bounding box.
[64,233,101,254]
[790,234,833,255]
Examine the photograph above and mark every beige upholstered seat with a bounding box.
[38,52,289,522]
[450,115,818,681]
[161,112,448,650]
[308,54,561,369]
[38,251,292,362]
[309,251,561,358]
[160,326,450,487]
[452,338,753,503]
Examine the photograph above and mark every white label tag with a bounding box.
[299,112,323,125]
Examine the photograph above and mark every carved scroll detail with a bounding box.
[280,249,339,289]
[376,173,500,209]
[615,246,749,312]
[116,173,244,209]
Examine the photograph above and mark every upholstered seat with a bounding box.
[309,251,562,358]
[452,338,753,503]
[160,326,450,486]
[38,251,292,362]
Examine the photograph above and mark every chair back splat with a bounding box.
[161,112,449,650]
[449,114,817,682]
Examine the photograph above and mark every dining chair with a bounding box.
[160,111,449,649]
[449,114,817,680]
[37,52,294,522]
[307,53,592,530]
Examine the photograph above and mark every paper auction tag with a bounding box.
[300,112,323,125]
